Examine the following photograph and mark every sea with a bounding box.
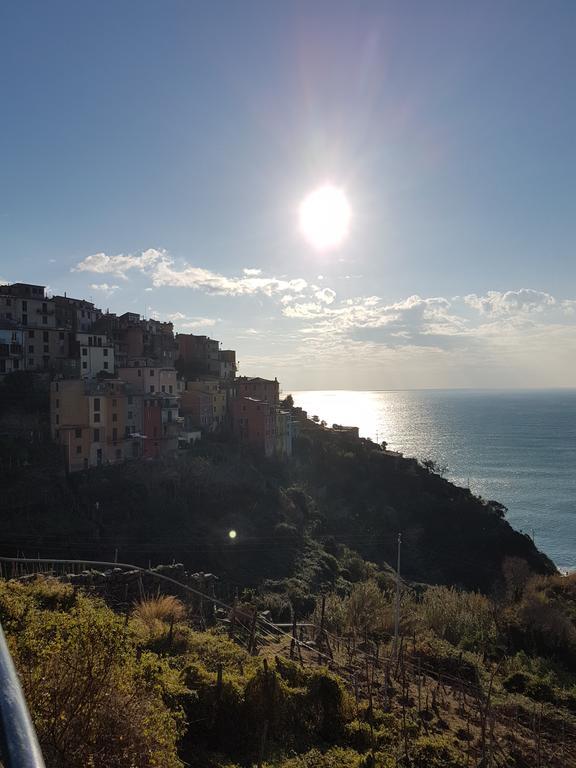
[290,389,576,572]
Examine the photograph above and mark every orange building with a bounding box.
[51,379,143,472]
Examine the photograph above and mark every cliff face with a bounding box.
[291,423,556,592]
[0,405,555,594]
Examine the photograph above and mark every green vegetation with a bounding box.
[0,373,571,765]
[2,564,576,767]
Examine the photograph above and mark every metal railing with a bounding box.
[0,621,46,768]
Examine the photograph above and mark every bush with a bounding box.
[419,586,497,653]
[411,734,466,768]
[132,594,187,641]
[263,747,365,768]
[7,590,185,768]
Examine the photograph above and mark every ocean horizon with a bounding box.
[291,388,576,572]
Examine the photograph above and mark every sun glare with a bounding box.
[298,184,352,251]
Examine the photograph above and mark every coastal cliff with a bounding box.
[0,382,555,598]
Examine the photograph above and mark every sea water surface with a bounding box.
[291,390,576,572]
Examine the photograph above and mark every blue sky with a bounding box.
[1,0,575,389]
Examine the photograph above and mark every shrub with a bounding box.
[132,594,187,639]
[419,586,497,653]
[8,592,185,768]
[411,734,466,768]
[263,747,365,768]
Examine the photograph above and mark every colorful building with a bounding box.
[230,396,277,456]
[50,379,143,472]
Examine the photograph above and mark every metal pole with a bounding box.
[392,532,402,658]
[0,622,46,768]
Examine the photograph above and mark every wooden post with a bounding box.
[290,613,297,660]
[228,598,237,640]
[417,656,422,714]
[257,720,269,768]
[248,606,258,655]
[216,662,223,705]
[317,594,326,664]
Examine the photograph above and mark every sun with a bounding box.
[298,184,352,251]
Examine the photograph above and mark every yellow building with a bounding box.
[51,379,142,472]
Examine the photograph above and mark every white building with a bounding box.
[77,332,115,379]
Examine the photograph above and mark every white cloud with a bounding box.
[90,282,120,296]
[314,287,337,304]
[151,259,308,297]
[73,248,165,279]
[463,289,555,315]
[180,318,218,330]
[73,247,310,299]
[163,311,218,330]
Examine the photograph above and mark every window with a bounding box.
[81,310,85,318]
[150,369,155,376]
[112,399,117,406]
[42,316,47,325]
[112,427,117,441]
[150,385,155,393]
[94,413,100,423]
[6,298,11,306]
[137,369,142,377]
[82,348,87,356]
[43,344,49,353]
[42,303,47,313]
[56,399,60,408]
[82,361,87,369]
[55,414,59,424]
[22,300,27,310]
[28,345,34,353]
[128,396,133,405]
[75,428,82,438]
[93,398,100,411]
[22,314,27,325]
[103,348,108,357]
[112,413,117,422]
[28,330,34,339]
[76,445,82,454]
[59,332,64,340]
[28,358,34,366]
[94,428,100,441]
[169,385,173,394]
[161,385,165,392]
[55,382,59,392]
[13,359,19,370]
[43,331,48,342]
[128,411,133,420]
[103,362,109,370]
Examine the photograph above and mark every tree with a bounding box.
[281,394,294,408]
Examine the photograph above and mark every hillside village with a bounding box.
[0,281,302,472]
